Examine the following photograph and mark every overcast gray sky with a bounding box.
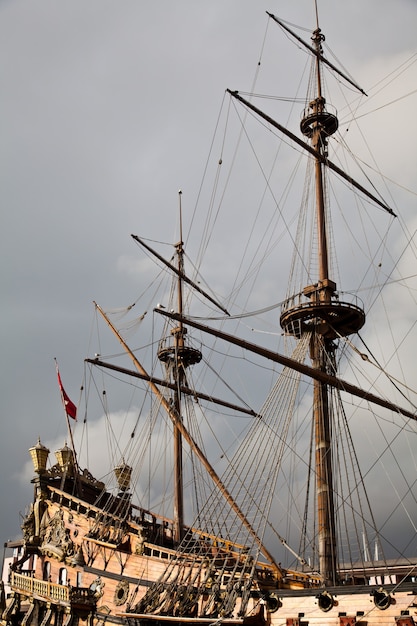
[1,0,416,549]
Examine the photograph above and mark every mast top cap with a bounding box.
[312,27,325,42]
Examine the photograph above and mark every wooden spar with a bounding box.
[155,309,417,422]
[131,234,230,316]
[84,358,258,417]
[173,194,185,542]
[226,90,396,217]
[93,301,283,574]
[309,26,337,585]
[117,615,245,624]
[266,12,367,96]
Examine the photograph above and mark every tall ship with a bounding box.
[3,5,416,626]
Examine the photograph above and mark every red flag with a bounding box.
[57,368,77,420]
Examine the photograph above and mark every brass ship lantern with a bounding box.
[29,438,50,474]
[55,442,75,474]
[114,461,132,492]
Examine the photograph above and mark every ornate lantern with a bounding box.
[29,438,50,474]
[55,442,74,474]
[114,461,132,492]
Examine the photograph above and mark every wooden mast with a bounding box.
[309,23,338,586]
[158,190,204,543]
[172,190,186,543]
[259,7,368,585]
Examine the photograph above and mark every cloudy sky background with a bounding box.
[1,0,417,556]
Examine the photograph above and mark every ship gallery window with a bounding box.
[58,567,67,585]
[43,561,51,581]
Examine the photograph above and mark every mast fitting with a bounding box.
[300,98,338,140]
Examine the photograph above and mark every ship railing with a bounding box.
[281,290,364,314]
[300,101,338,120]
[10,571,70,603]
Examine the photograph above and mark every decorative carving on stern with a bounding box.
[40,509,75,562]
[1,593,20,624]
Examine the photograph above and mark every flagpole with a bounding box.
[64,406,81,479]
[54,359,82,493]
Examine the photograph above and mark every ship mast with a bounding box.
[157,191,203,544]
[309,23,338,587]
[279,15,366,585]
[172,191,186,542]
